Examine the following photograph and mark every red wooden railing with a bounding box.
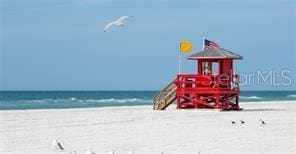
[176,74,239,91]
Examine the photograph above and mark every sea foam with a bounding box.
[25,98,146,104]
[240,96,262,99]
[84,98,145,103]
[287,95,296,98]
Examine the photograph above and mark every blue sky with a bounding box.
[1,0,295,91]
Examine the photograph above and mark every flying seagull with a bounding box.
[104,16,131,32]
[259,119,266,125]
[52,139,64,150]
[240,120,245,124]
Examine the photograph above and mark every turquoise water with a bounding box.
[0,91,295,110]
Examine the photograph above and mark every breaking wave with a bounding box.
[83,98,145,103]
[23,98,148,104]
[240,96,263,99]
[287,95,296,98]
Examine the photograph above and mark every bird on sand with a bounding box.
[259,119,266,125]
[231,120,236,124]
[70,150,77,154]
[128,150,134,154]
[86,148,96,154]
[240,120,245,124]
[104,16,132,32]
[108,150,115,154]
[52,139,64,150]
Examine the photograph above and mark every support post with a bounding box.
[216,95,220,109]
[236,95,239,108]
[177,96,180,109]
[194,94,198,109]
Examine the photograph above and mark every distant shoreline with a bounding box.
[1,90,296,92]
[1,91,295,110]
[0,100,295,111]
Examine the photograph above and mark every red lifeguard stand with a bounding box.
[175,46,242,110]
[153,46,243,111]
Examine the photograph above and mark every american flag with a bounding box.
[204,39,220,49]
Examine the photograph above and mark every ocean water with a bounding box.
[0,91,295,110]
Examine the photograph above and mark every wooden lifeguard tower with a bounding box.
[153,46,243,111]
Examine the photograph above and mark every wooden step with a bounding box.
[153,79,177,110]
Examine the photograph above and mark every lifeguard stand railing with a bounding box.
[175,74,241,110]
[175,74,240,92]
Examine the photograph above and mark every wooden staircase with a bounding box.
[153,79,177,110]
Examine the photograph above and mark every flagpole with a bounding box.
[202,36,205,50]
[202,36,205,74]
[178,42,181,74]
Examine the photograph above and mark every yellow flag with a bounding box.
[180,41,192,53]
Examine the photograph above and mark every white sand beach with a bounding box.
[0,101,295,154]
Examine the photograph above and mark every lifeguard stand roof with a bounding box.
[188,46,243,60]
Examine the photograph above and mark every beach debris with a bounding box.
[231,120,236,124]
[104,16,132,32]
[240,120,245,124]
[85,148,96,154]
[128,150,134,154]
[52,139,64,151]
[108,150,115,154]
[107,150,115,154]
[70,150,77,154]
[259,119,266,125]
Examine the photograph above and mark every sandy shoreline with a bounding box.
[1,101,295,154]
